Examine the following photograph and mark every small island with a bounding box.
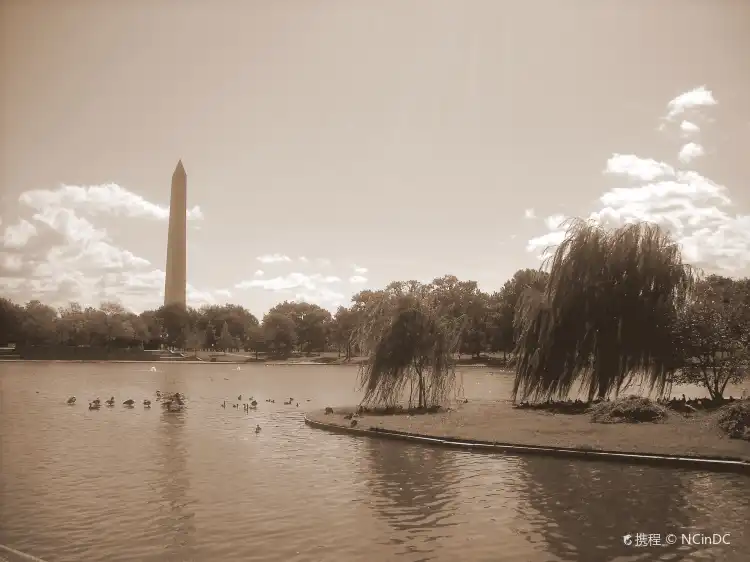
[307,221,750,472]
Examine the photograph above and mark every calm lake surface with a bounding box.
[0,363,748,562]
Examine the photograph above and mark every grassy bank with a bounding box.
[307,400,750,462]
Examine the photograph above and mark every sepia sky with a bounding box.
[1,0,749,317]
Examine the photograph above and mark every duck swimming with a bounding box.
[123,399,135,407]
[92,398,101,406]
[255,425,261,433]
[250,400,258,408]
[89,402,100,410]
[67,396,76,405]
[143,399,151,407]
[106,397,115,407]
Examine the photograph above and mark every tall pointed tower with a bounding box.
[164,160,187,308]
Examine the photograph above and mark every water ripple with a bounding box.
[1,364,748,562]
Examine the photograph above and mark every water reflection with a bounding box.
[153,389,197,560]
[364,438,459,558]
[675,472,750,561]
[517,456,694,561]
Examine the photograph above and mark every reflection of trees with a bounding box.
[678,473,750,561]
[154,390,197,559]
[364,438,459,548]
[517,456,691,562]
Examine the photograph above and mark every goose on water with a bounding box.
[67,397,76,405]
[92,398,101,406]
[250,400,258,408]
[143,399,151,407]
[106,397,115,406]
[89,402,100,410]
[123,399,135,407]
[255,425,261,433]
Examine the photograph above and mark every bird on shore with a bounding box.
[143,399,151,408]
[255,425,261,433]
[106,397,115,407]
[67,397,76,405]
[123,399,135,407]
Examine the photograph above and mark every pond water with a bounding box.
[0,363,748,562]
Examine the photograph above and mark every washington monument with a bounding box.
[164,160,187,307]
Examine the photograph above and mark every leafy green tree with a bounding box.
[330,306,358,359]
[671,277,750,400]
[20,300,57,346]
[513,220,694,402]
[154,303,192,348]
[217,321,235,352]
[355,286,462,409]
[267,301,330,353]
[262,312,297,358]
[244,324,266,359]
[183,326,204,354]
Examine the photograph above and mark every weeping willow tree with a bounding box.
[513,219,695,403]
[353,284,465,409]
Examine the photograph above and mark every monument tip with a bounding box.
[174,159,186,175]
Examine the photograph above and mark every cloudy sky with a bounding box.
[1,1,749,317]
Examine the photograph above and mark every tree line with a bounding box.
[2,220,749,403]
[0,269,546,360]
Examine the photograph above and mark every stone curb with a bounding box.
[304,415,750,475]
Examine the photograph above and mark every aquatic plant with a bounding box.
[353,283,464,410]
[589,396,668,424]
[513,219,695,403]
[716,401,750,440]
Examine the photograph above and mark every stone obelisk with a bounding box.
[164,160,187,308]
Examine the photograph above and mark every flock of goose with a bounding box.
[65,388,312,435]
[65,390,185,412]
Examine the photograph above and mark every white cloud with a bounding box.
[349,275,367,284]
[0,183,222,312]
[678,142,705,164]
[680,120,700,134]
[2,219,37,248]
[665,86,717,121]
[19,183,203,221]
[604,154,675,181]
[235,272,341,292]
[529,87,750,274]
[294,288,346,307]
[256,253,292,264]
[524,208,536,219]
[299,256,309,263]
[544,214,566,230]
[254,269,264,276]
[353,264,368,274]
[316,258,331,266]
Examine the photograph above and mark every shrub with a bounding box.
[589,396,668,424]
[716,401,750,440]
